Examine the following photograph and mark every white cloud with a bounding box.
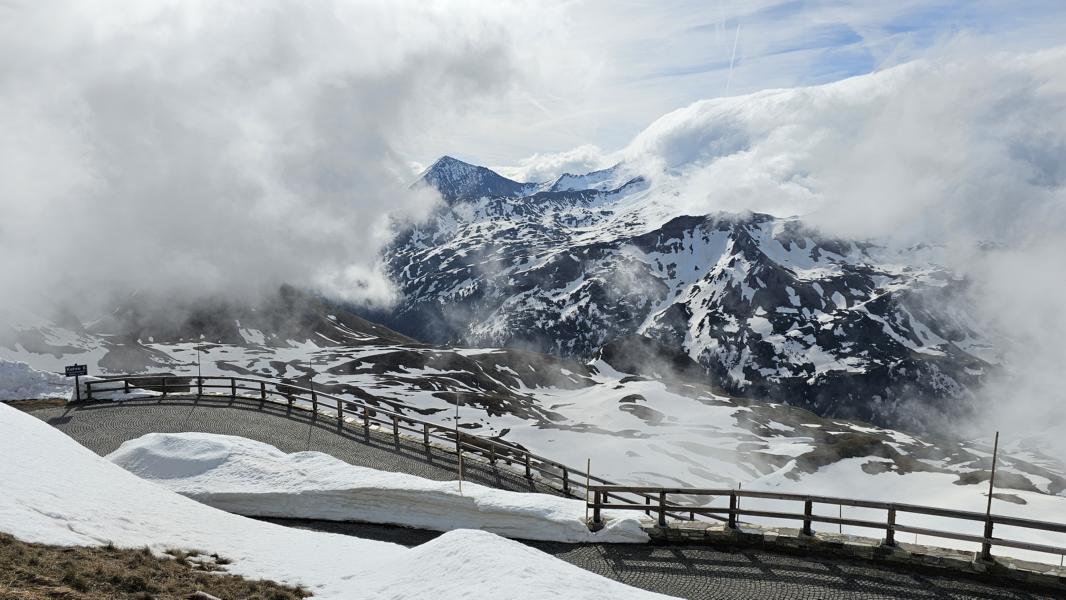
[494,145,612,183]
[432,1,1066,169]
[621,47,1066,245]
[0,0,557,312]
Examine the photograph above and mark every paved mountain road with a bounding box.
[26,397,1058,600]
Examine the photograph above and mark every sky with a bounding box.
[408,0,1066,176]
[1,0,1064,309]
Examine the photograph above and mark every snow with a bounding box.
[0,359,70,401]
[108,432,647,543]
[0,402,670,599]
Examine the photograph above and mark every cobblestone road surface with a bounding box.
[26,398,1059,600]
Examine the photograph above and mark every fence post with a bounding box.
[260,381,266,402]
[981,517,994,561]
[658,490,667,527]
[884,507,896,547]
[85,381,93,402]
[524,453,532,478]
[230,378,236,399]
[197,376,203,397]
[802,498,813,536]
[423,423,430,449]
[562,467,570,495]
[336,401,344,427]
[728,490,738,529]
[490,444,497,465]
[593,490,602,524]
[363,407,370,435]
[161,376,167,398]
[311,389,318,413]
[645,495,651,517]
[391,415,399,444]
[124,378,130,394]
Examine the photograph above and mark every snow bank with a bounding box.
[108,432,647,543]
[0,359,70,401]
[0,403,670,599]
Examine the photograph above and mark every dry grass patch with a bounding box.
[0,532,309,599]
[5,399,67,411]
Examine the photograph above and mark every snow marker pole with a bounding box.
[455,399,463,494]
[981,431,1000,561]
[585,458,591,523]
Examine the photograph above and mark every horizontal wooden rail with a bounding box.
[81,373,684,517]
[587,485,1066,563]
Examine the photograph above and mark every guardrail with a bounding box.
[587,485,1066,563]
[82,374,698,521]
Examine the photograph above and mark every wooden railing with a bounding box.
[587,485,1066,562]
[81,374,693,519]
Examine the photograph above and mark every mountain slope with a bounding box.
[377,159,995,431]
[4,291,1063,546]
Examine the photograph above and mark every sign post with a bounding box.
[65,364,88,402]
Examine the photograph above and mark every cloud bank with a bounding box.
[0,0,554,313]
[622,48,1061,239]
[494,145,612,184]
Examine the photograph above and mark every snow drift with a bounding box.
[0,402,669,599]
[108,432,647,543]
[0,359,70,401]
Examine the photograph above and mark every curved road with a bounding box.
[25,397,1057,600]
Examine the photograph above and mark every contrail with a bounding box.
[725,22,741,95]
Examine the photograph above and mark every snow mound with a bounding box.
[0,359,70,401]
[0,403,669,599]
[108,432,647,543]
[364,529,653,598]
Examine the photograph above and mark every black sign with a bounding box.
[65,364,87,377]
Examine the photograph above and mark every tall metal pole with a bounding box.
[985,431,1000,517]
[455,399,463,493]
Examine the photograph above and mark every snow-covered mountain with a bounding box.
[416,156,540,203]
[374,157,996,432]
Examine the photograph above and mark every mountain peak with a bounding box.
[417,155,533,202]
[428,155,471,169]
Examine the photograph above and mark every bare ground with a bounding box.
[0,532,309,600]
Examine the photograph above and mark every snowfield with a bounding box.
[0,403,670,599]
[107,432,647,543]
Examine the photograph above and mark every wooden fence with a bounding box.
[83,374,1066,564]
[82,374,692,518]
[587,485,1066,562]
